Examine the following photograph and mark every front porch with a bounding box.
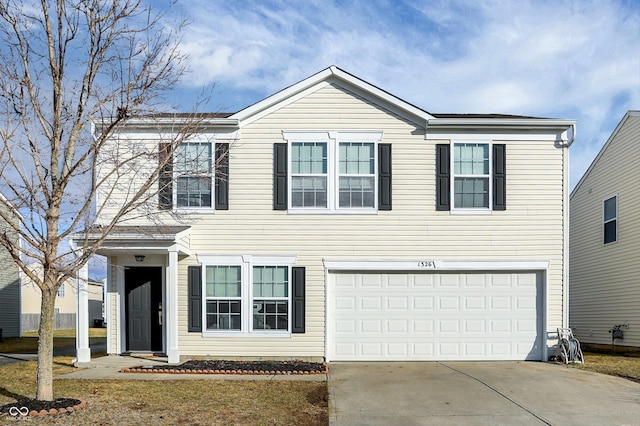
[71,225,191,364]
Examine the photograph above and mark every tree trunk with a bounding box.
[36,287,56,401]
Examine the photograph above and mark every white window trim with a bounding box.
[450,140,493,214]
[198,254,297,337]
[603,194,618,245]
[173,140,216,214]
[283,131,383,214]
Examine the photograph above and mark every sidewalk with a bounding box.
[0,344,105,366]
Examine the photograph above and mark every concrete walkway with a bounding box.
[328,361,640,425]
[0,344,106,366]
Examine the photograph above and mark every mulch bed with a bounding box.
[0,398,86,418]
[122,359,328,375]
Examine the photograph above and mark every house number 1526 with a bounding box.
[418,261,436,268]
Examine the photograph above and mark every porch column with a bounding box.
[167,246,180,363]
[75,262,91,363]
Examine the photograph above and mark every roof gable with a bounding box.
[231,66,435,127]
[571,110,640,198]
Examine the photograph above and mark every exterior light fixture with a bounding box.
[134,255,145,262]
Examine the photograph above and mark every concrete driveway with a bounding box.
[328,361,640,425]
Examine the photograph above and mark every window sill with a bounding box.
[202,331,291,338]
[174,208,216,215]
[286,208,378,215]
[449,209,493,215]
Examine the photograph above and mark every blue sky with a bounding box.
[161,0,639,189]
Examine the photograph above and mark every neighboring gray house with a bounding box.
[73,66,576,363]
[0,192,21,338]
[569,110,640,349]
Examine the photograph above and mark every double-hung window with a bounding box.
[603,195,617,244]
[436,141,505,212]
[453,143,490,209]
[159,141,229,211]
[205,265,242,330]
[199,255,297,335]
[252,266,289,330]
[281,131,385,212]
[339,142,375,208]
[291,142,328,208]
[175,142,212,208]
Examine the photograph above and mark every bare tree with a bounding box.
[0,0,212,401]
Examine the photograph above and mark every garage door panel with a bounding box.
[328,271,542,361]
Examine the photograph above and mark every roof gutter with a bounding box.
[94,116,240,133]
[425,117,576,132]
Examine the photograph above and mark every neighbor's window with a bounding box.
[453,143,490,208]
[205,265,241,330]
[252,266,289,331]
[175,142,212,208]
[603,195,617,244]
[57,284,65,298]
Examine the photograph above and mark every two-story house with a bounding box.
[72,66,575,364]
[569,110,639,349]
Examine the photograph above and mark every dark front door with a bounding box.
[125,267,163,352]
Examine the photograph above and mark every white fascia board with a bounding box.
[323,259,550,271]
[231,68,335,123]
[94,117,239,133]
[234,81,332,127]
[97,244,191,254]
[328,66,434,123]
[426,118,575,132]
[232,66,434,127]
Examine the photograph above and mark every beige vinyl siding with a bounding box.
[170,84,568,358]
[570,113,640,347]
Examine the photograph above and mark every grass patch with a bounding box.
[571,351,640,383]
[0,357,328,425]
[0,329,106,354]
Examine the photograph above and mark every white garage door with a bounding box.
[327,271,543,361]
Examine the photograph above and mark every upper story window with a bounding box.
[453,143,490,208]
[436,142,505,212]
[291,142,328,208]
[274,131,391,213]
[603,195,617,244]
[339,143,375,208]
[159,142,229,212]
[175,143,212,208]
[57,283,65,298]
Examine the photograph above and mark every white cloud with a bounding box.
[171,0,640,188]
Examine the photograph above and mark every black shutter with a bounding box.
[436,144,450,211]
[378,144,392,211]
[188,265,202,332]
[493,144,506,211]
[215,143,229,210]
[291,267,305,333]
[159,143,173,210]
[273,143,288,210]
